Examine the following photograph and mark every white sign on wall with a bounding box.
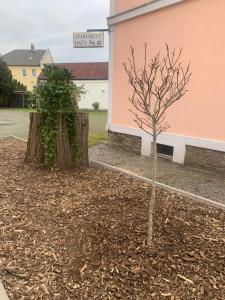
[73,32,104,48]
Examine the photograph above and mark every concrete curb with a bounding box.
[9,135,27,142]
[0,135,27,142]
[90,160,225,211]
[0,135,14,139]
[0,281,9,300]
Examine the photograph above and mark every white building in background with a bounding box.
[76,79,108,110]
[39,62,108,110]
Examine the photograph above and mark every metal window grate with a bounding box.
[157,143,174,157]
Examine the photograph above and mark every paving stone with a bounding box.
[89,144,225,204]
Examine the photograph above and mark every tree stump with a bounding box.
[25,112,89,168]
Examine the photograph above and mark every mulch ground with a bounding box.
[0,138,224,300]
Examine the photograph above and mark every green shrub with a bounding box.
[0,57,26,107]
[36,65,83,167]
[28,89,39,109]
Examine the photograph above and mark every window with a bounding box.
[157,143,174,158]
[22,68,26,77]
[32,69,36,77]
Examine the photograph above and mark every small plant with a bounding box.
[92,101,100,110]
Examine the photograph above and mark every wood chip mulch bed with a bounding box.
[0,138,224,300]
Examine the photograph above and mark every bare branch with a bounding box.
[123,44,191,137]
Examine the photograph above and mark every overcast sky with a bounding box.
[0,0,110,62]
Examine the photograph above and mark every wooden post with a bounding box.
[25,112,89,168]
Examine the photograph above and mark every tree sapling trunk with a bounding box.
[123,44,191,246]
[148,132,157,246]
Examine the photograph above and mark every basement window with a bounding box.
[156,143,174,158]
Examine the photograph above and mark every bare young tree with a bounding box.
[123,44,191,246]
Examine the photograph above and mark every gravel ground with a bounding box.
[0,138,225,299]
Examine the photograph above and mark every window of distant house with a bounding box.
[32,69,36,77]
[22,68,26,77]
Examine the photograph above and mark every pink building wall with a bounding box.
[114,0,150,14]
[111,0,225,142]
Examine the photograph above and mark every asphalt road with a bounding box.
[0,109,29,139]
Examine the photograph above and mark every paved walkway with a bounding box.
[89,144,225,205]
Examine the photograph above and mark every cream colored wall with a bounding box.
[9,66,42,91]
[111,0,225,142]
[9,50,53,91]
[40,49,54,67]
[75,80,108,110]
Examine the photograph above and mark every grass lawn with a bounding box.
[0,108,108,145]
[88,111,108,146]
